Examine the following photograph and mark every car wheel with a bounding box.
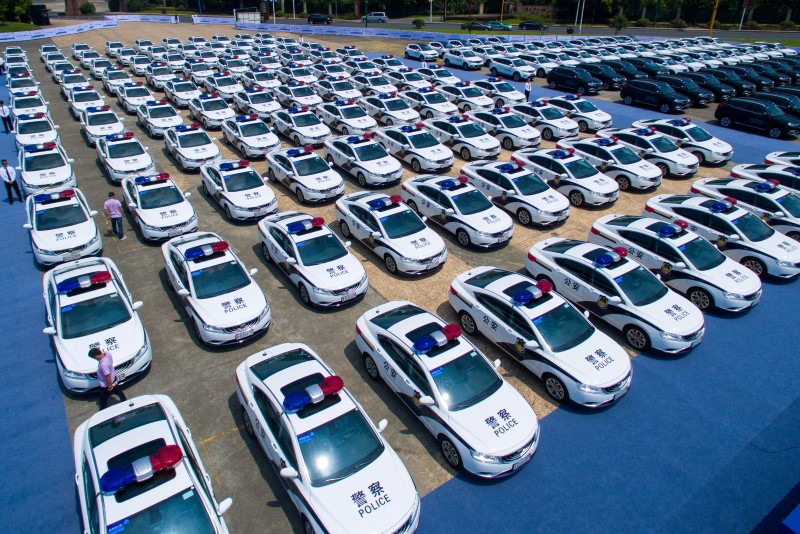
[496,99,505,107]
[242,407,255,437]
[659,103,671,113]
[326,154,335,166]
[541,128,553,141]
[719,116,732,127]
[687,98,695,107]
[624,325,650,351]
[149,124,156,138]
[543,374,568,402]
[340,127,349,135]
[202,117,210,130]
[600,82,609,91]
[384,254,398,274]
[411,158,422,172]
[490,67,498,77]
[404,52,410,59]
[548,81,557,89]
[769,127,783,139]
[456,228,471,247]
[339,220,351,237]
[267,168,277,182]
[201,181,210,197]
[462,104,471,112]
[364,354,381,381]
[385,118,393,125]
[688,287,713,311]
[578,120,588,133]
[537,68,545,78]
[623,95,633,105]
[445,59,451,67]
[742,257,766,278]
[425,110,434,119]
[440,436,462,470]
[616,175,631,191]
[357,172,367,187]
[302,517,314,534]
[298,283,311,305]
[406,200,419,214]
[569,190,584,207]
[261,242,271,262]
[295,188,305,204]
[224,204,234,221]
[221,132,229,145]
[512,72,521,82]
[656,162,669,176]
[458,310,477,335]
[692,151,705,164]
[517,208,532,226]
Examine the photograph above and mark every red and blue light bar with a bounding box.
[56,271,111,293]
[33,189,75,203]
[413,324,461,354]
[184,240,229,260]
[99,445,183,494]
[287,217,324,234]
[283,375,344,413]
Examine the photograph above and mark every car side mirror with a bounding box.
[444,208,455,215]
[493,358,502,369]
[177,288,190,296]
[728,234,740,241]
[421,216,428,222]
[55,125,60,129]
[286,257,297,264]
[217,497,233,516]
[524,340,540,350]
[68,158,75,163]
[418,395,435,406]
[280,466,299,479]
[560,173,568,180]
[23,222,32,229]
[214,185,223,192]
[42,326,56,335]
[674,261,687,269]
[132,301,144,310]
[646,148,654,153]
[128,202,136,209]
[377,419,388,433]
[583,310,590,319]
[14,166,21,171]
[89,210,98,217]
[609,296,622,304]
[249,268,258,276]
[184,192,191,198]
[144,147,149,152]
[345,240,352,248]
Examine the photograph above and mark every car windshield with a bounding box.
[510,172,550,195]
[178,131,211,147]
[11,79,38,89]
[139,185,184,209]
[679,236,726,271]
[368,77,390,86]
[540,107,564,120]
[293,113,321,127]
[495,82,515,93]
[293,155,329,176]
[227,60,246,68]
[60,292,131,339]
[250,93,275,104]
[456,123,485,138]
[74,92,100,102]
[224,169,263,192]
[423,93,447,104]
[152,68,171,76]
[203,99,228,111]
[462,87,483,98]
[432,350,503,411]
[341,107,367,119]
[575,100,599,112]
[18,120,51,134]
[385,99,409,111]
[452,189,492,215]
[564,158,600,178]
[534,302,594,352]
[685,126,713,142]
[408,132,439,149]
[732,212,775,241]
[150,106,177,118]
[650,136,679,153]
[167,55,183,62]
[191,259,250,298]
[35,203,86,231]
[108,142,144,158]
[216,77,238,87]
[296,233,348,266]
[354,143,388,161]
[24,152,66,171]
[14,97,43,109]
[191,64,209,72]
[610,146,641,164]
[240,122,271,136]
[659,84,677,95]
[174,82,195,92]
[379,208,426,238]
[291,86,315,97]
[108,71,128,80]
[775,192,800,217]
[299,408,384,487]
[499,115,527,128]
[614,265,668,306]
[88,113,119,126]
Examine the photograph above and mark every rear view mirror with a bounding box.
[377,419,388,432]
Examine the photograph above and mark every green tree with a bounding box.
[609,12,628,32]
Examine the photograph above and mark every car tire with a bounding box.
[445,59,451,67]
[298,283,311,305]
[224,204,234,221]
[543,374,569,403]
[385,118,393,125]
[769,127,783,139]
[624,325,650,351]
[541,128,553,141]
[201,180,210,197]
[267,168,277,182]
[742,257,767,278]
[659,103,671,114]
[496,99,505,107]
[600,82,609,91]
[578,120,588,133]
[463,104,471,112]
[623,95,633,105]
[440,436,463,470]
[295,188,305,204]
[517,208,532,226]
[425,110,434,119]
[719,116,732,127]
[293,135,302,147]
[490,67,498,77]
[242,407,255,438]
[456,228,471,247]
[411,158,422,172]
[548,81,557,90]
[364,353,381,381]
[340,127,349,135]
[687,287,713,311]
[384,254,398,274]
[459,147,472,160]
[577,85,586,95]
[788,232,800,242]
[692,151,705,164]
[537,68,545,78]
[339,220,351,238]
[458,310,477,335]
[404,52,410,59]
[569,190,584,207]
[406,200,419,214]
[357,172,367,187]
[501,136,514,150]
[512,72,521,82]
[616,175,631,191]
[656,163,669,176]
[302,517,314,534]
[261,242,271,262]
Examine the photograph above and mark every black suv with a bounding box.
[519,20,548,30]
[654,75,715,107]
[681,72,736,102]
[750,91,800,119]
[578,62,626,90]
[307,13,332,24]
[714,97,800,138]
[748,63,792,87]
[718,66,775,91]
[698,68,756,96]
[620,79,691,113]
[546,66,602,95]
[773,86,800,99]
[761,60,800,83]
[624,57,669,77]
[601,60,648,81]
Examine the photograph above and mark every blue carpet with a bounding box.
[0,82,80,530]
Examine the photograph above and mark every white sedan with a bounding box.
[266,146,345,203]
[15,142,76,195]
[121,173,198,241]
[164,123,222,172]
[96,132,156,183]
[272,107,332,147]
[323,134,403,187]
[136,99,184,138]
[424,116,501,161]
[373,124,454,172]
[315,101,378,135]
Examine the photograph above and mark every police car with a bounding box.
[45,51,69,71]
[416,66,462,87]
[373,55,407,72]
[162,232,271,345]
[100,67,131,95]
[470,108,541,150]
[188,94,235,130]
[16,142,76,195]
[249,53,282,71]
[122,173,198,240]
[335,192,448,274]
[133,38,155,54]
[313,78,362,101]
[70,42,91,60]
[165,123,222,171]
[242,68,281,89]
[308,48,343,66]
[235,344,420,534]
[335,45,363,60]
[399,88,460,120]
[405,43,439,62]
[57,70,87,97]
[221,114,281,158]
[424,115,502,161]
[311,63,352,81]
[509,100,579,141]
[436,82,495,112]
[42,257,151,392]
[525,238,705,352]
[343,57,380,75]
[597,127,700,178]
[729,164,800,193]
[460,160,570,226]
[559,137,663,191]
[25,188,102,267]
[443,49,484,70]
[117,82,153,114]
[165,52,186,72]
[386,69,435,92]
[51,61,78,83]
[115,48,136,66]
[511,147,619,207]
[218,55,250,78]
[200,159,277,221]
[277,65,320,85]
[280,51,314,67]
[630,118,733,165]
[400,174,513,248]
[67,86,105,119]
[80,106,125,147]
[233,87,282,118]
[203,73,245,101]
[87,57,114,80]
[13,113,59,148]
[360,94,421,126]
[589,214,762,312]
[374,123,454,172]
[350,73,399,97]
[10,90,48,117]
[487,58,537,82]
[266,146,345,203]
[97,132,156,183]
[316,101,378,135]
[537,96,604,133]
[183,60,216,85]
[323,134,403,187]
[272,106,332,147]
[355,301,540,477]
[163,78,203,108]
[473,78,527,107]
[274,82,324,108]
[129,55,153,76]
[764,152,800,166]
[40,44,59,61]
[644,195,800,278]
[448,267,632,406]
[9,72,40,94]
[144,62,175,90]
[136,99,184,138]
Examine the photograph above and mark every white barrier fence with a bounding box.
[192,15,236,24]
[105,14,179,23]
[0,18,118,42]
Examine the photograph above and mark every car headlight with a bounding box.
[62,368,92,380]
[711,151,724,157]
[660,331,682,340]
[132,341,149,362]
[202,321,227,333]
[311,285,335,295]
[187,213,197,225]
[778,260,796,267]
[256,304,271,321]
[724,291,745,300]
[474,229,492,237]
[470,449,501,464]
[87,232,101,246]
[578,382,603,394]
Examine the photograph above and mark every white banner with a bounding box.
[106,14,176,22]
[0,18,118,41]
[192,15,235,24]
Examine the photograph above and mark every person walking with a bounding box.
[524,78,533,102]
[421,59,428,69]
[1,159,22,205]
[0,101,12,133]
[103,191,125,240]
[89,347,127,410]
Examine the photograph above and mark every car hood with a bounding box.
[22,166,72,186]
[178,143,220,159]
[555,329,631,387]
[56,313,146,374]
[342,116,378,129]
[32,219,97,251]
[295,123,330,137]
[574,173,618,194]
[386,108,420,122]
[410,144,452,161]
[461,134,500,150]
[137,199,195,227]
[15,130,58,145]
[191,281,267,327]
[460,205,513,233]
[636,291,704,336]
[540,117,578,130]
[86,123,124,136]
[296,170,343,190]
[385,227,446,260]
[302,252,365,291]
[752,232,800,262]
[225,184,276,208]
[702,257,762,295]
[107,154,153,170]
[202,108,236,120]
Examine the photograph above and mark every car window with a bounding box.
[555,257,594,286]
[253,386,279,435]
[589,269,620,297]
[672,206,708,227]
[277,420,298,469]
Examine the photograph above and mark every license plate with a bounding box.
[63,253,80,261]
[235,330,253,340]
[512,453,531,471]
[254,209,268,216]
[167,230,181,237]
[117,371,125,381]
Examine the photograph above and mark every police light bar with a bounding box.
[184,240,229,260]
[597,137,617,146]
[551,148,574,159]
[287,217,325,234]
[499,161,525,172]
[634,127,654,136]
[106,132,135,141]
[669,118,691,126]
[448,115,467,123]
[511,282,549,306]
[287,106,309,113]
[286,145,314,157]
[86,106,111,112]
[23,142,57,152]
[12,90,39,96]
[199,93,218,100]
[10,72,31,78]
[533,99,548,107]
[346,134,372,143]
[400,67,413,72]
[17,113,46,120]
[283,375,344,413]
[56,271,111,293]
[123,82,143,87]
[234,114,259,122]
[99,445,183,494]
[145,99,169,105]
[709,199,734,213]
[565,94,579,101]
[381,54,394,59]
[487,77,502,82]
[33,189,75,203]
[412,324,461,354]
[218,160,250,171]
[287,81,305,86]
[378,92,397,99]
[594,247,628,268]
[455,81,470,87]
[74,86,94,92]
[134,173,170,185]
[767,178,781,186]
[755,181,776,192]
[491,106,511,114]
[344,45,355,50]
[174,123,200,132]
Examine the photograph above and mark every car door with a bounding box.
[204,167,225,202]
[553,257,600,307]
[271,154,293,185]
[617,230,663,271]
[473,169,505,199]
[331,141,355,171]
[376,334,437,430]
[415,184,445,220]
[268,227,297,273]
[250,385,284,466]
[349,204,380,247]
[670,206,711,237]
[166,250,190,295]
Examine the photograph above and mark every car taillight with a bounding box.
[590,227,600,235]
[527,252,536,262]
[644,205,654,212]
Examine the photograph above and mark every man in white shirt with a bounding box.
[0,100,11,133]
[524,78,532,102]
[1,159,22,205]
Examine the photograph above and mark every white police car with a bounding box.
[343,57,380,75]
[136,99,184,138]
[272,106,332,147]
[232,87,281,120]
[728,164,800,193]
[473,78,527,107]
[42,257,151,392]
[764,152,800,166]
[596,127,699,178]
[163,78,203,108]
[70,42,91,59]
[443,49,484,70]
[277,65,319,85]
[280,51,314,67]
[221,114,281,158]
[100,67,131,95]
[67,86,105,119]
[374,123,454,172]
[470,108,541,150]
[386,69,435,92]
[309,48,343,65]
[335,45,363,60]
[525,238,705,352]
[80,106,125,147]
[405,43,439,62]
[97,132,156,183]
[311,63,352,81]
[10,90,48,117]
[355,301,540,477]
[200,159,278,221]
[266,146,345,203]
[645,195,800,278]
[129,55,153,76]
[9,72,40,94]
[373,55,407,72]
[16,142,76,195]
[165,52,186,72]
[204,73,245,101]
[313,78,363,101]
[122,173,198,241]
[165,123,222,171]
[274,81,324,108]
[242,68,281,89]
[144,62,175,90]
[116,82,153,114]
[631,118,733,165]
[24,188,101,266]
[449,267,632,406]
[436,82,495,112]
[115,48,137,66]
[510,100,580,141]
[400,88,461,120]
[511,147,619,207]
[350,73,399,97]
[188,94,235,130]
[316,101,378,135]
[235,344,419,534]
[162,232,271,345]
[360,94,421,126]
[401,174,514,248]
[335,192,448,274]
[589,214,762,312]
[424,115,501,161]
[88,58,115,80]
[323,134,403,187]
[461,160,570,226]
[74,395,234,534]
[416,66,462,87]
[546,94,612,132]
[488,57,536,81]
[218,55,250,78]
[13,113,59,148]
[183,60,215,85]
[133,38,155,54]
[559,137,663,192]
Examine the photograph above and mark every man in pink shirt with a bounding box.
[89,347,127,410]
[103,191,125,240]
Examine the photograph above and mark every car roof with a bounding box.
[461,267,563,319]
[51,258,120,305]
[543,239,639,277]
[598,214,697,246]
[170,231,236,272]
[265,211,335,246]
[651,194,750,218]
